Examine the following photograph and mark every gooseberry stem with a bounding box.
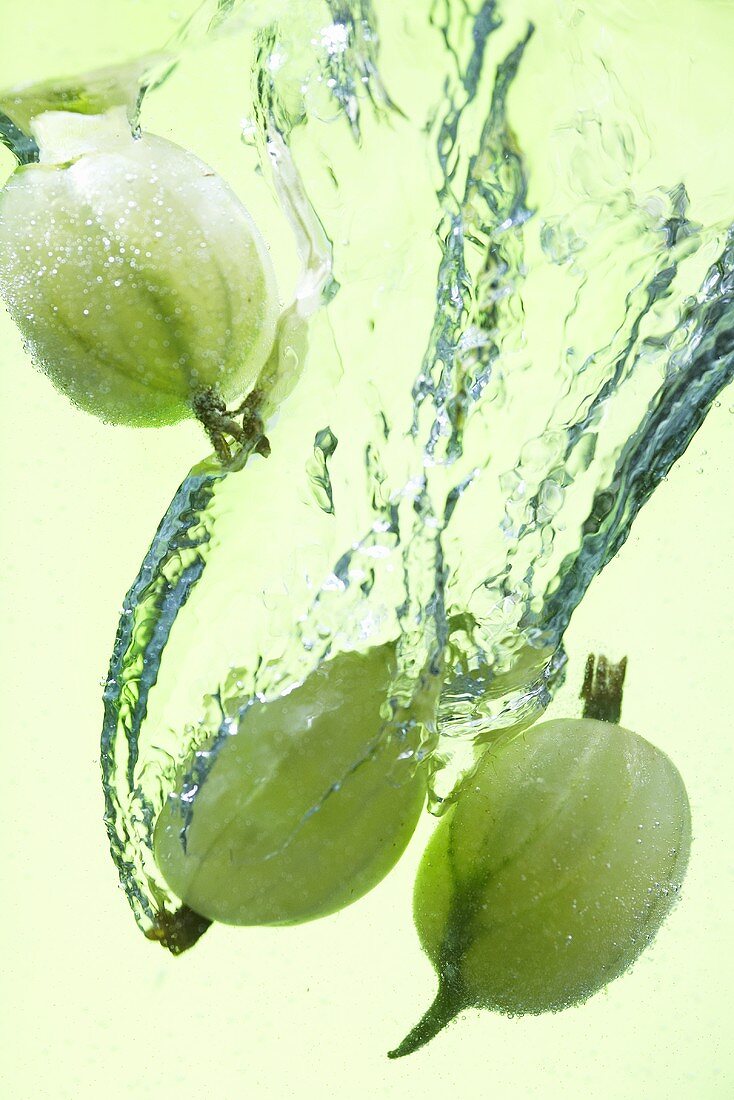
[388,982,466,1059]
[580,653,628,724]
[192,385,270,466]
[144,903,212,956]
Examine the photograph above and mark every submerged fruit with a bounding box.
[0,106,278,426]
[154,644,437,926]
[390,716,691,1057]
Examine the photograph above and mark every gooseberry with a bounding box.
[154,644,437,926]
[0,106,279,428]
[390,716,691,1057]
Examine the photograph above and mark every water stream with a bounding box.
[2,0,731,940]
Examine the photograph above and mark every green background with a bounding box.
[1,2,732,1096]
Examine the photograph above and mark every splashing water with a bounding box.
[3,0,730,939]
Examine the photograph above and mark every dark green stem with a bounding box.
[192,385,270,466]
[580,653,628,724]
[144,904,212,956]
[388,983,467,1060]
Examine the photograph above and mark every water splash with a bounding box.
[307,427,339,514]
[78,0,734,935]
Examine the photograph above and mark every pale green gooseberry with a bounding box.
[0,106,279,426]
[390,716,691,1057]
[154,644,438,927]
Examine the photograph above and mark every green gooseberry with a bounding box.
[154,643,438,927]
[390,716,691,1057]
[0,106,279,426]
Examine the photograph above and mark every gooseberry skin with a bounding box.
[390,717,691,1057]
[0,109,279,426]
[154,645,432,926]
